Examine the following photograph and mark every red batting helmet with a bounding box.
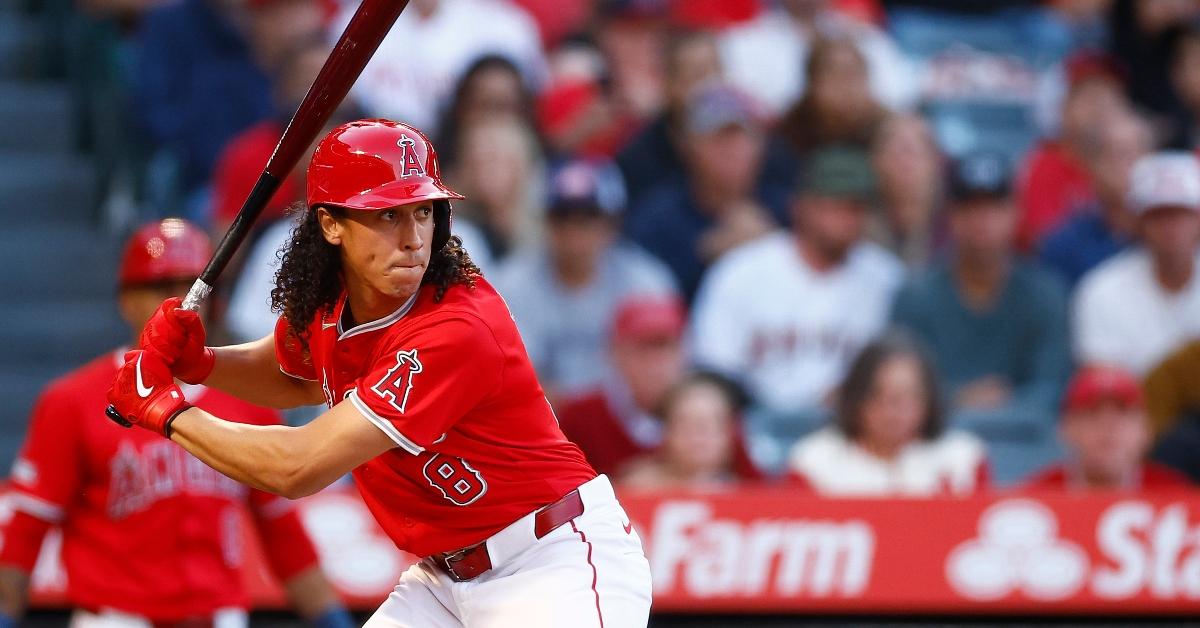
[118,218,212,287]
[307,119,464,252]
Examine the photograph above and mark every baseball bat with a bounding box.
[179,0,410,311]
[107,0,408,426]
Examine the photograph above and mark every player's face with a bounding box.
[323,202,436,304]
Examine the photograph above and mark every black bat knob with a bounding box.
[105,405,132,428]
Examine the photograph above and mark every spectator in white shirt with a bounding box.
[789,332,990,497]
[691,147,904,464]
[337,0,546,134]
[1074,151,1200,375]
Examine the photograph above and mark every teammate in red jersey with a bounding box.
[0,220,354,628]
[108,119,653,627]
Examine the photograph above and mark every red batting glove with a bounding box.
[139,297,215,384]
[106,350,192,437]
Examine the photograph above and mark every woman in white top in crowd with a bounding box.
[789,331,990,496]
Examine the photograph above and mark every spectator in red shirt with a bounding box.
[1024,365,1193,491]
[1016,51,1130,251]
[555,295,687,476]
[618,371,763,489]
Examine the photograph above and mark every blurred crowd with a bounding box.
[47,0,1200,494]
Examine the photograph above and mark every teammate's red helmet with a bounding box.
[307,119,464,211]
[118,218,212,287]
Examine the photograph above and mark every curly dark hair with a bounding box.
[270,202,480,350]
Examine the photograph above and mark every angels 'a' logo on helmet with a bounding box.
[371,349,423,413]
[397,135,427,178]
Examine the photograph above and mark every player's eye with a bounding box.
[380,209,397,221]
[418,205,433,218]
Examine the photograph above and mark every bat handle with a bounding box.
[180,278,213,312]
[106,405,132,428]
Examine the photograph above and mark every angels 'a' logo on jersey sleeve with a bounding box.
[371,349,424,413]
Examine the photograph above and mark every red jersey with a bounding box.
[555,390,657,477]
[1,351,318,621]
[1023,462,1193,491]
[275,278,596,557]
[1016,140,1095,251]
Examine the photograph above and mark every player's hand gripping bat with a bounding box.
[106,0,410,426]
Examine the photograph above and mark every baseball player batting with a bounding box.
[0,220,355,628]
[106,120,654,627]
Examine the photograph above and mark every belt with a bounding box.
[436,487,585,582]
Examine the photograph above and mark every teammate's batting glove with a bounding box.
[106,350,192,438]
[139,296,215,384]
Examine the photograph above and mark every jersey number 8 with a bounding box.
[422,453,487,506]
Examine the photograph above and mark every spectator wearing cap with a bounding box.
[789,332,990,497]
[1074,151,1200,376]
[717,0,914,117]
[493,158,677,398]
[1024,365,1191,491]
[691,146,903,467]
[1016,52,1131,251]
[618,371,764,489]
[626,82,791,299]
[892,152,1071,483]
[616,30,724,202]
[1036,109,1152,289]
[616,32,799,207]
[555,296,687,476]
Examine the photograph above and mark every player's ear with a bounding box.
[316,206,343,246]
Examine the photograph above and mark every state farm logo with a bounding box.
[648,501,874,597]
[947,499,1088,601]
[948,499,1200,602]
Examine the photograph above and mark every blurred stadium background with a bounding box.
[4,0,1200,625]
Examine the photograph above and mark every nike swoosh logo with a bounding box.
[623,521,633,535]
[321,322,337,329]
[135,353,153,398]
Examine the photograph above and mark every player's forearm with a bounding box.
[0,567,29,619]
[169,408,329,498]
[207,336,323,409]
[168,401,391,499]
